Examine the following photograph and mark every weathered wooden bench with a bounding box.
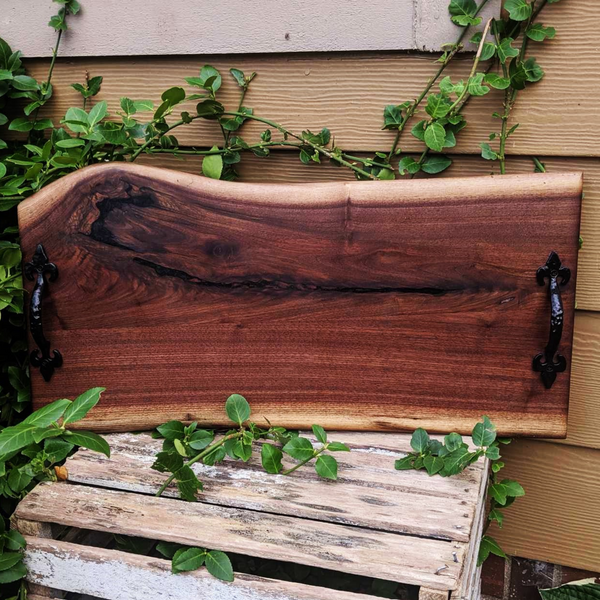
[14,431,488,600]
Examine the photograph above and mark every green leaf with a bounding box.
[0,551,23,571]
[12,75,39,91]
[398,156,421,175]
[8,118,34,132]
[467,73,490,97]
[8,467,33,492]
[448,0,481,26]
[497,38,520,63]
[489,483,508,505]
[196,99,224,118]
[423,455,444,476]
[500,478,525,498]
[34,118,54,130]
[88,100,107,126]
[382,104,405,130]
[63,387,105,424]
[156,421,186,441]
[152,451,184,473]
[64,430,110,457]
[188,430,214,450]
[225,394,251,425]
[4,530,26,550]
[161,86,186,106]
[172,547,206,573]
[424,122,446,152]
[0,561,27,583]
[315,454,338,480]
[522,57,545,83]
[230,68,246,87]
[480,142,498,161]
[156,541,181,559]
[55,138,85,148]
[261,443,283,474]
[202,147,223,180]
[485,445,501,460]
[539,583,600,600]
[0,423,39,456]
[23,399,72,428]
[425,94,452,119]
[444,432,463,452]
[411,120,427,142]
[504,0,532,21]
[394,455,415,470]
[199,65,222,94]
[410,428,430,453]
[45,438,75,462]
[441,446,473,476]
[480,42,496,61]
[175,465,203,501]
[472,415,496,446]
[488,508,504,527]
[327,442,350,452]
[205,550,234,582]
[174,438,187,457]
[283,436,314,461]
[133,99,153,112]
[527,23,556,42]
[312,425,327,444]
[484,73,511,90]
[477,535,507,566]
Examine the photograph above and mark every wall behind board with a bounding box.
[10,0,600,572]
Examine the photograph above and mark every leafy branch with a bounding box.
[395,416,524,566]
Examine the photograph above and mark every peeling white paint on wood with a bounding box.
[24,537,379,600]
[1,0,500,58]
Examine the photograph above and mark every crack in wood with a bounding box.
[133,257,458,296]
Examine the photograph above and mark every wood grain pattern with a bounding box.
[136,152,600,314]
[18,164,581,435]
[22,537,381,600]
[63,432,486,542]
[133,152,600,447]
[18,0,600,158]
[15,482,465,590]
[494,440,600,572]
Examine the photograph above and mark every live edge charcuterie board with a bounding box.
[18,164,582,436]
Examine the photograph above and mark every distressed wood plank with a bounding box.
[18,0,600,157]
[63,432,485,542]
[494,441,600,572]
[23,537,380,600]
[18,164,581,436]
[15,482,465,590]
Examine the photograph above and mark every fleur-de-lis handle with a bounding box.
[533,251,570,389]
[24,244,62,382]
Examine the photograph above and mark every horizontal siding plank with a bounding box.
[494,440,600,572]
[1,0,500,57]
[18,0,600,157]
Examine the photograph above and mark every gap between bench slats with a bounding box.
[64,432,484,543]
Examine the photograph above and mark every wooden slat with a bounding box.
[63,432,485,542]
[19,0,600,157]
[494,440,600,572]
[15,482,465,590]
[22,537,379,600]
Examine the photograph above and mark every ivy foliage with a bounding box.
[0,388,110,597]
[395,416,524,566]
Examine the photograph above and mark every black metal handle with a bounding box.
[24,244,62,382]
[533,251,570,389]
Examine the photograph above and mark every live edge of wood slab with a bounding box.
[18,164,582,436]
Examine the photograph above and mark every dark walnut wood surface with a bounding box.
[18,164,582,435]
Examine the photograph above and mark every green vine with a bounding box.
[396,416,524,566]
